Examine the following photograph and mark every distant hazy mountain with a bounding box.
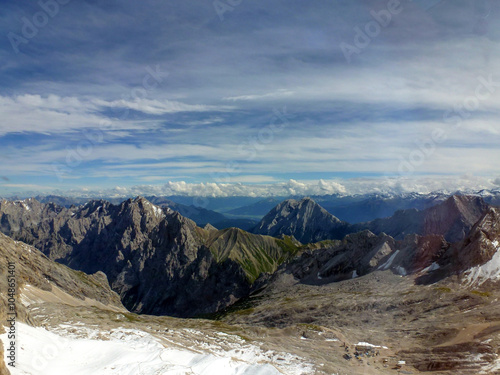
[305,190,500,223]
[312,193,449,223]
[226,198,285,218]
[145,196,227,226]
[22,189,500,229]
[158,196,264,212]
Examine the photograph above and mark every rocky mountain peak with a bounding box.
[203,223,218,231]
[253,197,348,243]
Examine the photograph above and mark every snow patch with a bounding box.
[422,262,440,273]
[1,323,288,375]
[395,266,407,276]
[355,342,388,349]
[152,205,164,218]
[463,242,500,286]
[378,250,400,271]
[143,200,165,218]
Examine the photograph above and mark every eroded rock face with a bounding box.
[272,229,450,285]
[455,207,500,270]
[0,233,124,311]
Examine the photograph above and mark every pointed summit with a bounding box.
[252,197,350,243]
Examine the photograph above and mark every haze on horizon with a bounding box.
[1,0,499,197]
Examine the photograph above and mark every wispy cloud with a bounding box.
[92,98,231,115]
[1,0,500,196]
[223,89,294,102]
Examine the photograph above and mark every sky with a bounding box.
[1,0,500,197]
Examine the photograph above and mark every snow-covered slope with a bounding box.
[2,323,292,375]
[463,240,500,286]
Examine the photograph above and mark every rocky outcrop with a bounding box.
[0,232,124,311]
[252,197,351,243]
[276,230,448,285]
[0,232,125,375]
[418,207,500,285]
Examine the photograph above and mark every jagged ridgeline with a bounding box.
[0,194,497,319]
[0,197,301,317]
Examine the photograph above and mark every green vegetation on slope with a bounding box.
[205,228,301,283]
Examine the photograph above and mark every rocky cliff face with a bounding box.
[252,197,351,243]
[0,197,300,317]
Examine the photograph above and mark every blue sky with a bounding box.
[1,0,500,197]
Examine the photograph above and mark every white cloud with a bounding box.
[223,89,294,102]
[38,176,499,199]
[0,94,231,135]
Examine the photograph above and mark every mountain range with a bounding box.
[6,188,500,227]
[251,195,491,244]
[0,194,498,317]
